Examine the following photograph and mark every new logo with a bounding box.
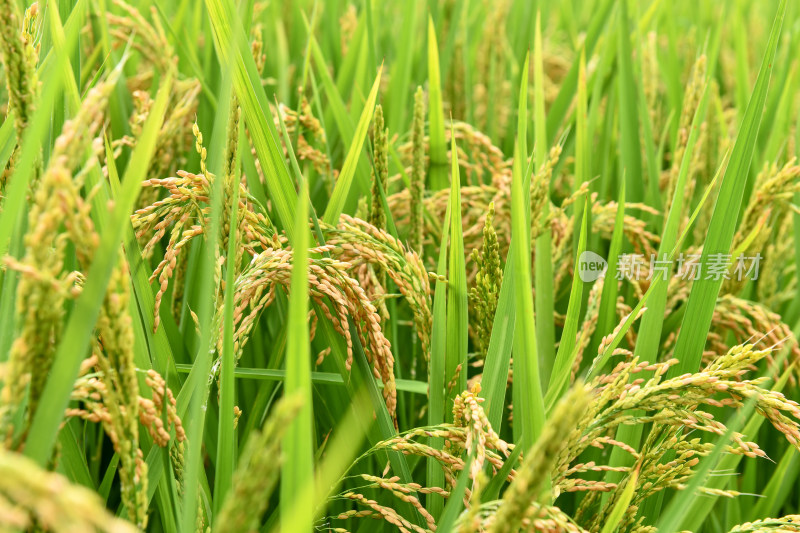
[578,251,608,282]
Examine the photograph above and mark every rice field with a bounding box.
[2,0,800,531]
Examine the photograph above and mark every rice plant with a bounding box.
[1,0,800,532]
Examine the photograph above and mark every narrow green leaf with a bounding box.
[545,199,588,403]
[733,7,752,120]
[322,66,382,224]
[573,48,588,251]
[545,0,614,140]
[532,12,547,171]
[280,181,314,533]
[763,64,797,162]
[213,119,243,516]
[670,0,788,378]
[427,199,451,518]
[386,2,419,131]
[511,49,530,445]
[749,445,800,521]
[56,422,95,489]
[179,76,232,533]
[304,18,356,145]
[427,15,448,190]
[204,0,298,237]
[445,125,468,413]
[600,466,639,533]
[533,12,556,384]
[174,365,427,394]
[0,111,16,170]
[511,52,545,449]
[482,442,522,502]
[479,255,515,431]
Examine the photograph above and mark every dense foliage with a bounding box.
[1,0,800,532]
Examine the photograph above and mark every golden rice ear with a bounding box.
[107,0,174,75]
[2,0,799,530]
[93,260,150,527]
[490,383,591,533]
[724,160,800,296]
[0,449,138,531]
[132,77,203,224]
[234,245,399,419]
[2,67,168,527]
[322,215,433,358]
[67,363,185,528]
[326,384,517,533]
[705,295,800,379]
[728,515,800,532]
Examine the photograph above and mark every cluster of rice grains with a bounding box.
[2,0,800,532]
[323,346,800,533]
[0,2,185,530]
